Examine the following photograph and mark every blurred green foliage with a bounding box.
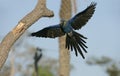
[32,66,54,76]
[86,56,120,76]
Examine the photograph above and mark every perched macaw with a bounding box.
[30,2,96,59]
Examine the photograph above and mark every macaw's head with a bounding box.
[60,19,67,27]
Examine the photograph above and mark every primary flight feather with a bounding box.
[30,2,96,59]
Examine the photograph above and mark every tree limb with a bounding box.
[0,0,54,69]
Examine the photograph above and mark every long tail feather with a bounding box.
[74,34,88,53]
[66,31,87,59]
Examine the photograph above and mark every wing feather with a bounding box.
[31,25,65,38]
[69,2,96,30]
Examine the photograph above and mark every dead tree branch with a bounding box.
[0,0,54,69]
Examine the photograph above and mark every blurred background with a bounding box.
[0,0,120,76]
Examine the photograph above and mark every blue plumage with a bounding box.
[30,2,96,59]
[62,20,73,33]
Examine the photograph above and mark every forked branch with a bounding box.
[0,0,54,69]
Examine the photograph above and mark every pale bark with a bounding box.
[72,0,77,14]
[59,0,72,76]
[0,0,54,69]
[10,56,15,76]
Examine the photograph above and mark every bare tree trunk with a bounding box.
[59,0,72,76]
[10,56,15,76]
[0,0,54,69]
[72,0,77,14]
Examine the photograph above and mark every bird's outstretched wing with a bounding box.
[31,24,65,38]
[69,2,96,30]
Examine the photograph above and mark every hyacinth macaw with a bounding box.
[30,2,96,59]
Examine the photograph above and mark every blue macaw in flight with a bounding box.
[30,2,96,59]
